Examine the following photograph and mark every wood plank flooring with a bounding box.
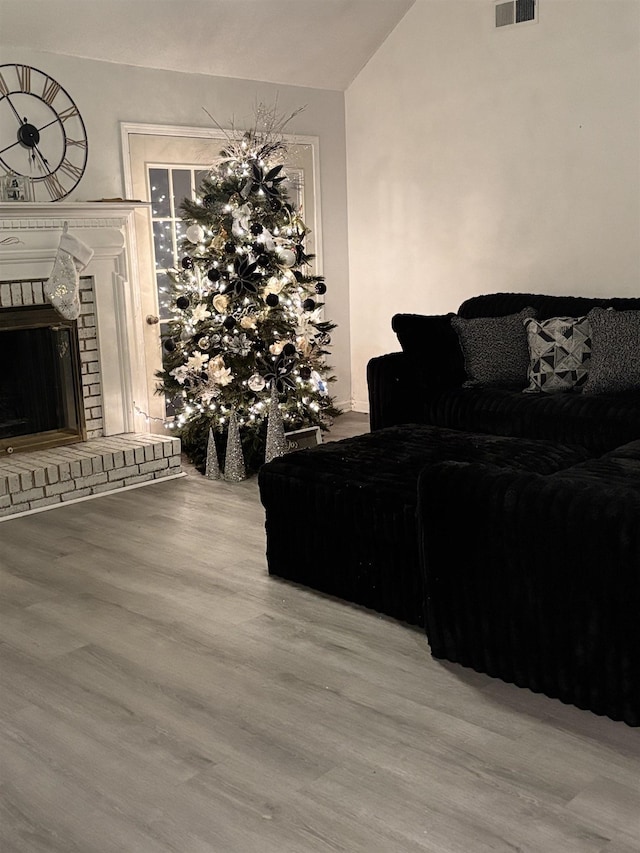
[1,412,639,852]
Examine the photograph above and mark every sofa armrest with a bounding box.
[367,314,466,431]
[367,352,421,430]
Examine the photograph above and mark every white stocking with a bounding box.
[44,228,94,320]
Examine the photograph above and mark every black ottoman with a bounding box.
[418,448,640,725]
[258,425,592,627]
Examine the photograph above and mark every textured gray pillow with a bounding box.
[523,315,591,393]
[582,307,640,394]
[452,307,537,388]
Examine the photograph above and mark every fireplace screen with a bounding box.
[0,305,86,454]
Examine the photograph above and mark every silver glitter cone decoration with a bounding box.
[265,383,287,463]
[224,410,246,482]
[205,427,221,480]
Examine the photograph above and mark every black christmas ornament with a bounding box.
[181,256,194,270]
[163,337,176,352]
[270,198,282,212]
[315,281,327,295]
[258,253,270,268]
[223,315,236,330]
[299,366,312,380]
[224,241,236,254]
[250,222,263,236]
[283,342,297,357]
[207,268,220,282]
[303,298,316,311]
[266,293,279,307]
[251,241,263,254]
[203,193,216,207]
[176,295,190,310]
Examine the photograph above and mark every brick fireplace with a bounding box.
[0,202,182,519]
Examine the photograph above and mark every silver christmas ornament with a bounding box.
[186,224,205,244]
[248,373,266,392]
[224,410,246,482]
[205,427,221,480]
[265,383,287,463]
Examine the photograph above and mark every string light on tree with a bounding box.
[157,103,340,477]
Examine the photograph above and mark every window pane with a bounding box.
[156,272,173,320]
[149,168,171,218]
[163,390,182,419]
[176,219,190,258]
[153,220,175,270]
[195,169,209,195]
[172,169,192,213]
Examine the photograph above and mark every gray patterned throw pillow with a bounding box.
[582,307,640,394]
[452,307,536,388]
[523,315,591,393]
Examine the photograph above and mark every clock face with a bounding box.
[0,64,88,201]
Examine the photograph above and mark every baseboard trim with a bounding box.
[351,399,370,414]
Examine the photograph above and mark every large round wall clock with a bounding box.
[0,64,88,201]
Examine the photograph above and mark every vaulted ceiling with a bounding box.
[0,0,415,91]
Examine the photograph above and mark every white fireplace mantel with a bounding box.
[0,201,152,437]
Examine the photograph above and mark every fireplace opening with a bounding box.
[0,304,86,455]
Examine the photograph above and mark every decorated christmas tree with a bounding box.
[158,106,340,477]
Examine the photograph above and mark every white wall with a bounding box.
[0,47,352,408]
[346,0,640,411]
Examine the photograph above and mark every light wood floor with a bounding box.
[1,412,638,853]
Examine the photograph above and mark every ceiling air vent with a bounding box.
[495,0,537,28]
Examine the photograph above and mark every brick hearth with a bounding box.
[0,434,182,520]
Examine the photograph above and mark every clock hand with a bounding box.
[4,94,25,126]
[33,116,60,134]
[0,134,50,175]
[29,142,52,174]
[0,138,24,157]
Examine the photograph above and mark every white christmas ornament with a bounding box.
[186,224,205,244]
[311,370,328,395]
[231,203,252,238]
[278,248,296,268]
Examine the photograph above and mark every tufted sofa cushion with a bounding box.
[422,385,640,454]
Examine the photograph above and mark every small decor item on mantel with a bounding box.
[0,63,88,201]
[44,222,94,320]
[0,174,32,201]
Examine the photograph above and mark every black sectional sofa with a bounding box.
[260,292,640,726]
[370,292,640,451]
